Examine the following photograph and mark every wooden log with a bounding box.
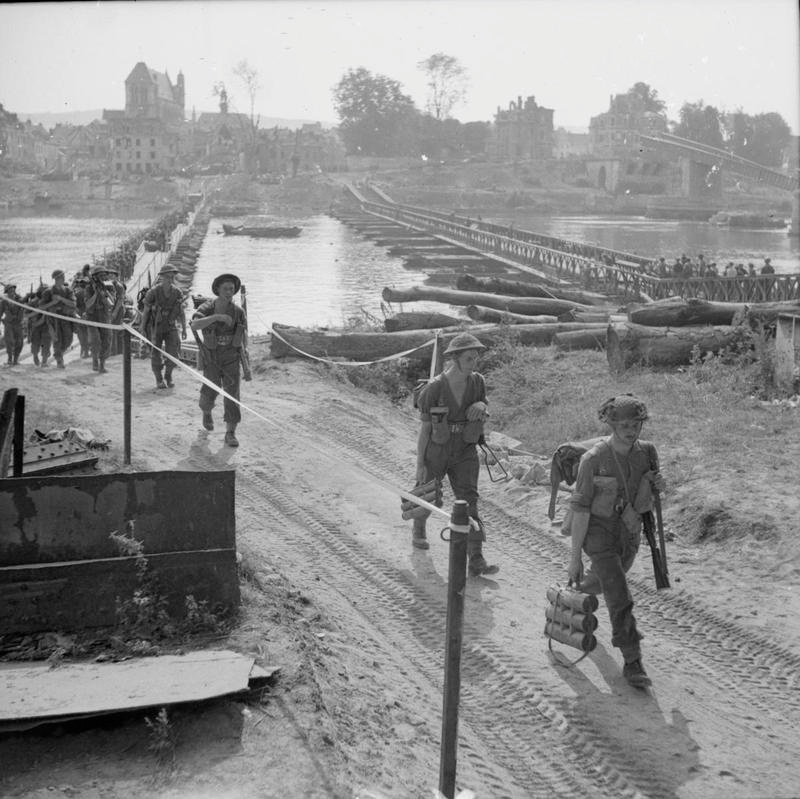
[384,311,466,332]
[628,296,800,327]
[466,305,558,324]
[606,322,741,372]
[270,322,609,362]
[554,329,607,351]
[457,274,609,306]
[558,309,627,323]
[382,285,587,316]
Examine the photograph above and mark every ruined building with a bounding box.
[492,95,554,161]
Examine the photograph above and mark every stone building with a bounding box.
[589,93,667,157]
[254,123,346,175]
[0,104,61,172]
[491,95,554,161]
[103,62,185,176]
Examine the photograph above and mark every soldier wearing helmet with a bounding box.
[1,282,25,366]
[413,332,498,576]
[567,393,666,688]
[38,269,77,369]
[140,263,187,389]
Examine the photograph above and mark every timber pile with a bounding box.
[466,305,558,325]
[628,296,800,327]
[606,322,741,372]
[382,285,588,317]
[456,274,609,306]
[384,311,465,332]
[270,322,608,362]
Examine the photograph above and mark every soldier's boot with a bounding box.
[33,354,40,366]
[92,356,99,372]
[164,367,174,388]
[467,540,499,577]
[154,368,166,389]
[412,518,430,550]
[98,359,107,374]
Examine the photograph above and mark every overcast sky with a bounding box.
[1,0,798,132]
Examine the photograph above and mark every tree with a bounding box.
[672,101,724,149]
[722,110,791,167]
[332,68,419,156]
[233,59,260,131]
[418,53,468,121]
[627,82,666,113]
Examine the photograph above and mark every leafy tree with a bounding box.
[722,110,791,167]
[418,53,468,120]
[332,68,419,156]
[627,82,666,113]
[672,101,724,149]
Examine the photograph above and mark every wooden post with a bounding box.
[123,328,131,465]
[439,499,470,799]
[12,393,24,477]
[0,388,18,479]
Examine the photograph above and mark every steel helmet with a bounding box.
[158,264,179,276]
[443,332,487,356]
[598,394,649,423]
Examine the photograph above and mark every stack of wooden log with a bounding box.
[269,272,800,371]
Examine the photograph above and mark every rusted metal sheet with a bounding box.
[0,548,240,633]
[0,650,278,731]
[7,439,99,477]
[0,470,235,566]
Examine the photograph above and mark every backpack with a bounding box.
[547,437,606,521]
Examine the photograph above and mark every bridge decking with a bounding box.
[341,184,798,303]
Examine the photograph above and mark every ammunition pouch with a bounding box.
[429,406,450,445]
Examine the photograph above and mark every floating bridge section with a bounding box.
[340,183,799,302]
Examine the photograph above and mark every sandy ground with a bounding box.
[1,341,799,799]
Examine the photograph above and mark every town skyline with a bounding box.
[1,0,799,134]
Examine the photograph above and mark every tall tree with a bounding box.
[418,53,468,121]
[627,82,666,113]
[723,110,791,167]
[672,101,724,149]
[332,68,419,156]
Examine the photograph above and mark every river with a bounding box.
[2,210,798,336]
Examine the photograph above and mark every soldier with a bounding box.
[84,264,116,373]
[72,273,91,358]
[25,285,52,367]
[567,394,666,689]
[190,273,250,447]
[140,264,187,389]
[39,269,76,369]
[1,283,25,366]
[413,332,498,577]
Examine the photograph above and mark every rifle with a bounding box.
[642,510,670,589]
[643,447,669,589]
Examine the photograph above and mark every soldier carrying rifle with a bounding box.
[567,394,666,688]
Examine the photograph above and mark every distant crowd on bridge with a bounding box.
[646,254,776,280]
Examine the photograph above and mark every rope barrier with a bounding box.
[2,292,450,520]
[269,325,437,367]
[1,295,124,330]
[123,324,450,521]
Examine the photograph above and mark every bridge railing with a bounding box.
[362,199,658,299]
[652,274,800,302]
[358,197,799,304]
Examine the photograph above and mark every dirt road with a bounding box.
[3,346,799,799]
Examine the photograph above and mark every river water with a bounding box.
[2,210,798,336]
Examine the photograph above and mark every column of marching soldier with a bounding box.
[0,264,134,372]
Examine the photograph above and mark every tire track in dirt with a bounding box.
[302,401,800,794]
[311,401,800,697]
[170,429,645,798]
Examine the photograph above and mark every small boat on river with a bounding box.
[708,211,787,229]
[222,223,302,238]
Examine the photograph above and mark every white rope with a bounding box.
[269,325,437,367]
[1,295,124,330]
[124,324,450,520]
